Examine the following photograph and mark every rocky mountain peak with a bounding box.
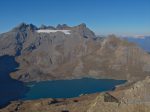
[56,24,71,30]
[78,23,87,28]
[73,23,96,39]
[28,24,38,30]
[11,23,90,33]
[12,23,37,32]
[39,24,47,29]
[39,25,56,30]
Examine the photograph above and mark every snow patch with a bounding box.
[36,30,71,34]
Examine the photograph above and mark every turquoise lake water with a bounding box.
[24,78,126,100]
[0,56,29,108]
[0,55,126,108]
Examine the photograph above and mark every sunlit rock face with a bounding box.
[0,23,150,82]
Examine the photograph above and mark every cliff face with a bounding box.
[0,23,150,82]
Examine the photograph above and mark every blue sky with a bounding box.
[0,0,150,35]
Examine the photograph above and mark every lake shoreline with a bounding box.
[0,56,127,109]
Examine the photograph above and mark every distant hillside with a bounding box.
[122,36,150,52]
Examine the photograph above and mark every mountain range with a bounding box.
[0,23,150,82]
[0,23,150,112]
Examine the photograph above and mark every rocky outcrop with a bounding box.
[87,76,150,112]
[109,76,150,104]
[0,23,150,82]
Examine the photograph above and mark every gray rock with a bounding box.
[0,23,150,82]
